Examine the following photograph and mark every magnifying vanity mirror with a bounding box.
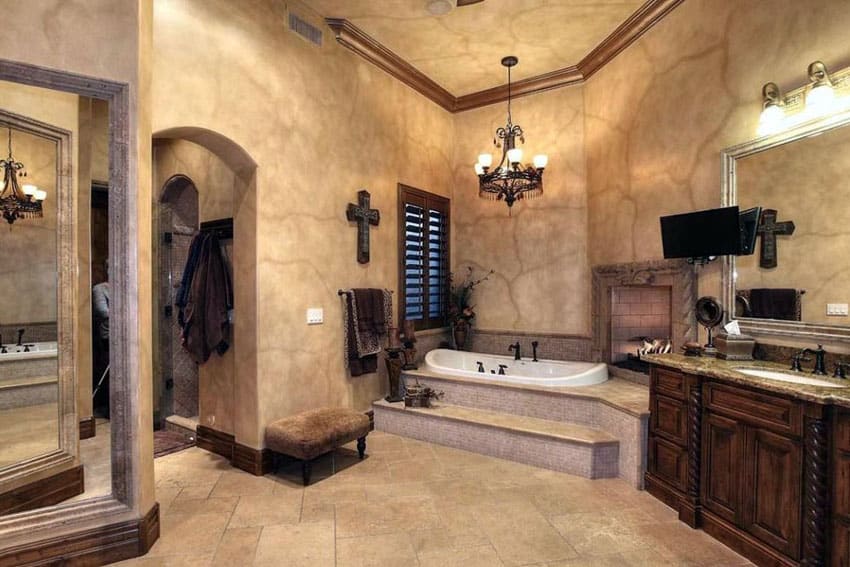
[721,107,850,343]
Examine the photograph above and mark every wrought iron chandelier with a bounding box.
[475,56,548,211]
[0,127,46,225]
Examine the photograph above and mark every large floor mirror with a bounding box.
[721,107,850,343]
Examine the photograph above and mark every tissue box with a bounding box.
[714,332,755,361]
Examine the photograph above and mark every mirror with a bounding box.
[722,108,850,342]
[0,80,112,515]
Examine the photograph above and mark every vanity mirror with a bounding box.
[721,106,850,343]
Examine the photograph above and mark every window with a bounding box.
[398,184,450,330]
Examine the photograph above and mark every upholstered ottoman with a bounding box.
[265,407,370,485]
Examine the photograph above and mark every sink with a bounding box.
[736,368,847,388]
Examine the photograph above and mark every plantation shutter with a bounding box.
[398,185,450,330]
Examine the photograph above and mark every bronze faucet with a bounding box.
[508,342,521,361]
[803,344,827,375]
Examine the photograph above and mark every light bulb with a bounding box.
[533,154,548,169]
[478,153,493,168]
[22,183,37,196]
[507,148,523,164]
[757,104,785,136]
[806,83,836,116]
[34,189,46,201]
[474,163,484,175]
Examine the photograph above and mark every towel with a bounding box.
[749,288,800,321]
[342,288,392,376]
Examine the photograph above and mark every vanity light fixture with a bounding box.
[757,82,785,136]
[0,127,45,225]
[475,56,548,212]
[805,60,836,116]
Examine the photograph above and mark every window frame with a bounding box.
[397,184,450,331]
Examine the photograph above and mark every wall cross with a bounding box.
[346,190,380,264]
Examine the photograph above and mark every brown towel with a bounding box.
[354,288,387,337]
[183,232,233,363]
[345,292,377,376]
[749,288,800,321]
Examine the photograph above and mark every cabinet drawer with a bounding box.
[652,366,687,401]
[651,393,688,446]
[836,411,850,452]
[649,436,688,492]
[704,381,802,437]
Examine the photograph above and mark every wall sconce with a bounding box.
[806,60,836,116]
[757,82,785,136]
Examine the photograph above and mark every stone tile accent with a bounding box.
[468,328,592,362]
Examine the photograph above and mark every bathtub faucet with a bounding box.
[532,341,539,362]
[509,342,521,361]
[16,328,24,346]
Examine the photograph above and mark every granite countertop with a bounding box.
[643,353,850,407]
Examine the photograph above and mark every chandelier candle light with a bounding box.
[0,127,46,225]
[475,56,548,212]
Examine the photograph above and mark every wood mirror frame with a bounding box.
[0,60,158,563]
[721,107,850,344]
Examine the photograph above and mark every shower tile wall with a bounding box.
[610,286,671,362]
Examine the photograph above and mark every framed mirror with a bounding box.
[721,107,850,343]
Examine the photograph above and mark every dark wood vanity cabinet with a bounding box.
[646,362,835,566]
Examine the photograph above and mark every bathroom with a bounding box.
[1,1,850,566]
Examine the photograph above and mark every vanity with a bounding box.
[644,354,850,566]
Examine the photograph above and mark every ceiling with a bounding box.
[305,0,646,96]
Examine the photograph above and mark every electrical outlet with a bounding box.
[307,307,324,325]
[827,303,849,316]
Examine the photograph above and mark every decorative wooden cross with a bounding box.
[346,190,380,264]
[756,208,795,269]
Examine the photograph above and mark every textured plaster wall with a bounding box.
[0,0,155,522]
[584,0,850,318]
[153,0,453,447]
[452,85,589,335]
[735,124,850,326]
[152,138,236,433]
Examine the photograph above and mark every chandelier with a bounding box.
[0,127,46,225]
[474,56,548,210]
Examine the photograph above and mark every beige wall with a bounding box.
[0,0,154,521]
[153,0,453,447]
[584,0,850,342]
[736,123,850,325]
[452,85,589,335]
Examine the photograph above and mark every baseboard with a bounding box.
[0,502,160,567]
[79,416,96,440]
[232,443,273,476]
[196,425,234,460]
[0,464,84,516]
[701,509,797,567]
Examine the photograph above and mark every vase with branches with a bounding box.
[447,267,493,350]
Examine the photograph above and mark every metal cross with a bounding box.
[756,208,795,269]
[346,190,380,264]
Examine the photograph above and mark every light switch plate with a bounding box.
[827,303,849,316]
[307,307,324,325]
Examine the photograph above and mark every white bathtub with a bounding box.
[0,341,58,362]
[424,348,608,387]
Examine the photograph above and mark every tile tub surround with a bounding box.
[0,322,57,344]
[385,370,649,488]
[468,328,592,362]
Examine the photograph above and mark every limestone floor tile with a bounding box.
[417,543,504,567]
[211,527,261,566]
[174,484,216,501]
[549,510,658,557]
[209,470,277,497]
[254,521,335,567]
[166,496,238,516]
[636,521,750,566]
[113,553,214,566]
[387,457,451,483]
[335,495,443,538]
[146,512,230,557]
[407,526,490,556]
[227,491,303,528]
[336,532,419,567]
[154,485,182,515]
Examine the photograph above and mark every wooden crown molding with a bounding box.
[326,0,683,113]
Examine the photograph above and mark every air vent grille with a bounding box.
[289,13,322,47]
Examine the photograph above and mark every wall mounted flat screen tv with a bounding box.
[738,206,762,256]
[660,206,741,259]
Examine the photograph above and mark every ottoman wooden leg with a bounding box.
[357,436,366,459]
[302,459,312,486]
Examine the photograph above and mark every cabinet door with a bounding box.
[701,411,743,523]
[649,436,688,492]
[834,520,850,567]
[743,427,802,560]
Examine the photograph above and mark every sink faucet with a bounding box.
[531,341,539,362]
[834,361,850,379]
[16,328,24,346]
[803,344,827,375]
[498,364,508,375]
[508,342,521,361]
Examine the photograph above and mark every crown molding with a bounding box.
[325,18,456,112]
[578,0,685,79]
[326,0,683,113]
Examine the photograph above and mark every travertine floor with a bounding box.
[115,431,751,567]
[0,402,59,467]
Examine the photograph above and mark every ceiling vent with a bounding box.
[288,12,322,47]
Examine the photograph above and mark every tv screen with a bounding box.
[738,206,762,256]
[660,206,741,260]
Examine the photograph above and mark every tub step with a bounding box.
[373,400,619,479]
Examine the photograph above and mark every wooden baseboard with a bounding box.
[644,473,684,512]
[196,425,234,460]
[0,502,159,567]
[701,509,797,567]
[232,444,273,476]
[79,416,96,440]
[0,464,84,516]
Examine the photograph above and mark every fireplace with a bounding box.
[592,260,697,373]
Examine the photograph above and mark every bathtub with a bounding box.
[424,348,608,387]
[0,341,58,362]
